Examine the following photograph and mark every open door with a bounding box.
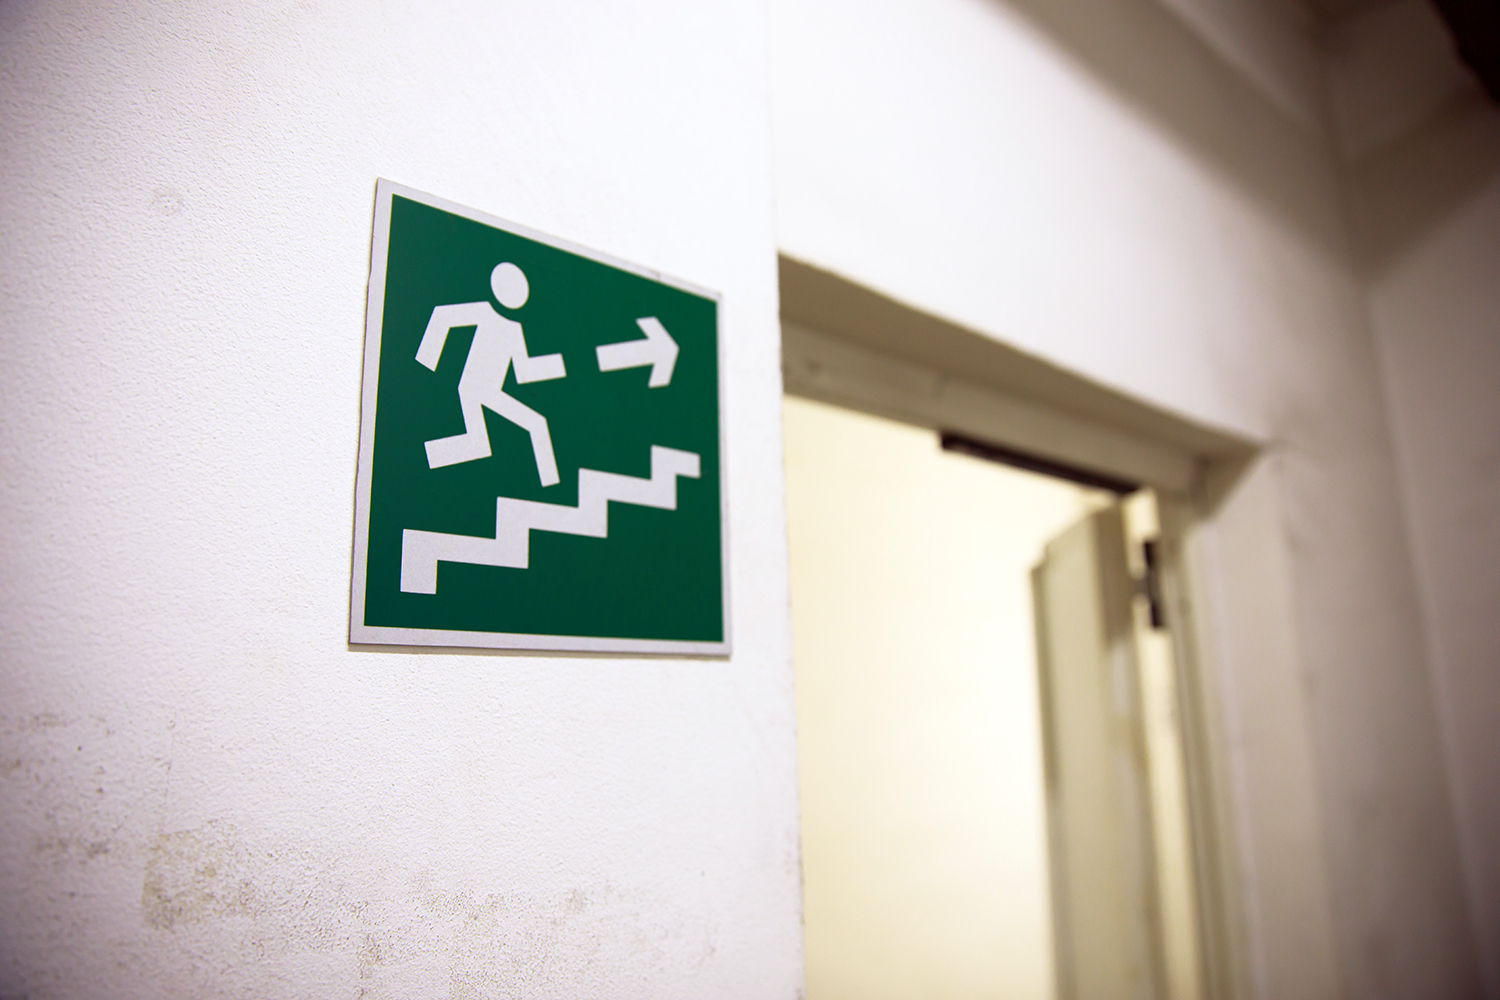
[1034,501,1201,1000]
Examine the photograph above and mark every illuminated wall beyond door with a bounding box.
[784,395,1107,1000]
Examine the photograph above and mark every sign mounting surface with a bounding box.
[351,180,728,654]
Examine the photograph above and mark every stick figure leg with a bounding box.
[424,390,494,469]
[486,390,561,487]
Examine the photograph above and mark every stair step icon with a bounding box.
[400,446,701,594]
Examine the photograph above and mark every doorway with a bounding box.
[785,396,1203,1000]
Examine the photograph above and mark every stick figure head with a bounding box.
[491,262,529,310]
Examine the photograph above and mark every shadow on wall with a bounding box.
[988,0,1500,275]
[984,0,1350,260]
[1346,89,1500,274]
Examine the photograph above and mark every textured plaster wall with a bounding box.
[769,0,1479,996]
[0,2,801,998]
[769,0,1348,444]
[1153,0,1327,133]
[1333,2,1500,989]
[1370,177,1500,1000]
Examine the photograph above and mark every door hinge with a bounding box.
[1138,538,1166,630]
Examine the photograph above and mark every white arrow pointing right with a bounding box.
[595,317,679,388]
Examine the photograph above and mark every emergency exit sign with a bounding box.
[350,180,727,654]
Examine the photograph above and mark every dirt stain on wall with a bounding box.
[141,824,260,929]
[131,821,719,997]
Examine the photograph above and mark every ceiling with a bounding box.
[1432,0,1500,100]
[1291,0,1500,101]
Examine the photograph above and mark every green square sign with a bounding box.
[350,180,728,654]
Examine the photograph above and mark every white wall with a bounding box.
[770,0,1348,443]
[1154,0,1326,133]
[1331,3,1500,991]
[769,0,1480,996]
[0,2,801,997]
[1370,176,1500,999]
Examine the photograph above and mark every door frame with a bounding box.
[780,254,1343,1000]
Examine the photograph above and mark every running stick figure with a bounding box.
[414,262,566,486]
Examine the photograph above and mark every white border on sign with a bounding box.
[348,179,732,657]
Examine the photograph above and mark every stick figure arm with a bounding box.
[509,330,567,384]
[415,302,495,371]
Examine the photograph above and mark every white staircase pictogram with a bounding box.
[400,446,701,594]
